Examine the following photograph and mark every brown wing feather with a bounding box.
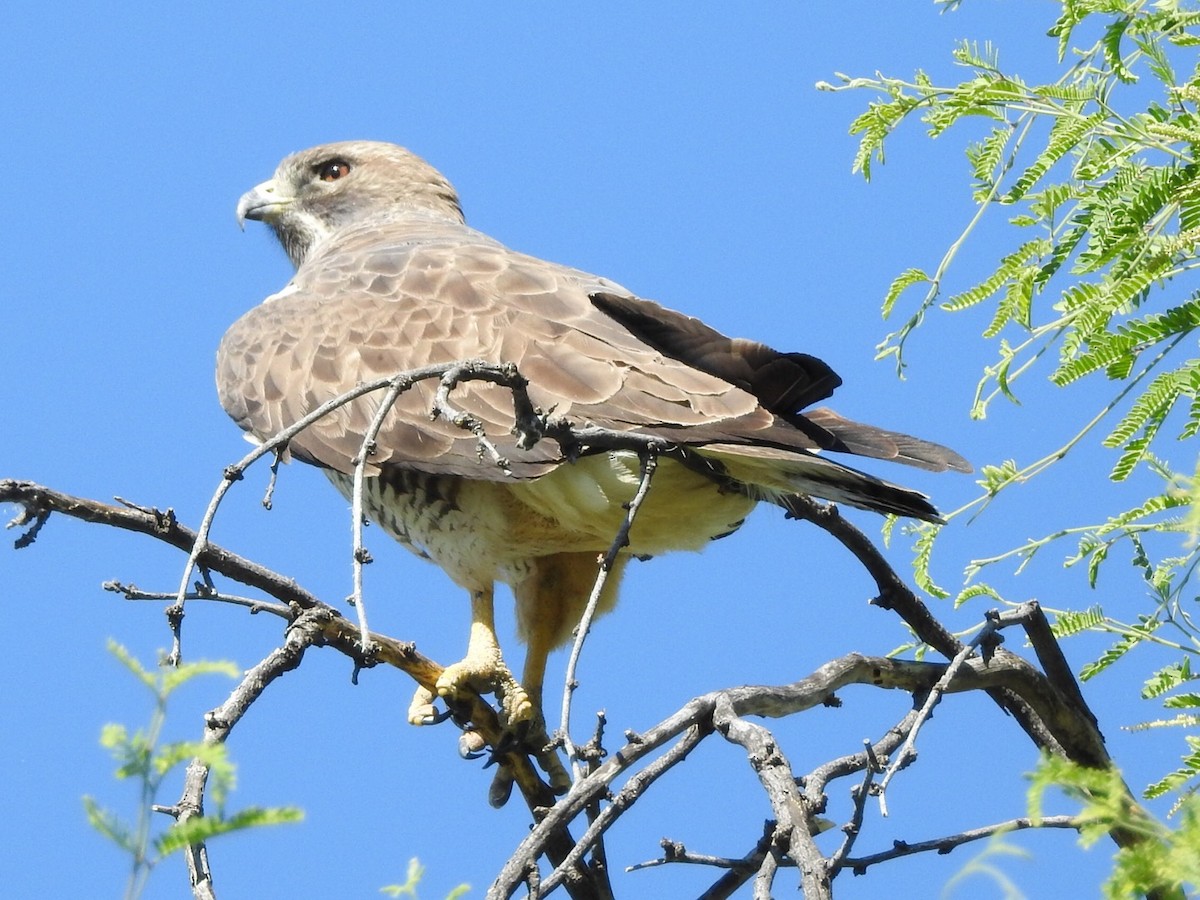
[218,226,774,480]
[589,291,842,414]
[588,291,970,473]
[805,408,972,473]
[218,216,969,519]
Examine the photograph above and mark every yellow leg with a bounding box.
[433,586,534,725]
[515,552,628,710]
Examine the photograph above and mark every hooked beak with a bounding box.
[236,178,292,230]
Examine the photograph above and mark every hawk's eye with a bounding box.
[316,159,352,182]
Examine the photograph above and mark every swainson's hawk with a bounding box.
[218,140,968,737]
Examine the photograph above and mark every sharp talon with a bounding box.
[543,755,572,795]
[407,684,451,726]
[459,730,487,760]
[488,767,515,808]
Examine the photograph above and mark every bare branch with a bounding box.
[843,814,1080,874]
[629,815,1083,884]
[875,607,1007,813]
[532,724,709,896]
[559,449,659,778]
[490,650,1078,898]
[104,581,294,618]
[349,374,412,655]
[0,351,1153,899]
[823,737,884,876]
[713,694,827,900]
[782,498,1111,762]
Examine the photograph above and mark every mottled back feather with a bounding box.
[218,141,969,523]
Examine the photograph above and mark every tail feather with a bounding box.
[804,408,972,474]
[702,445,946,523]
[588,289,969,520]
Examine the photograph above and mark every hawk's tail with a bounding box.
[701,446,948,523]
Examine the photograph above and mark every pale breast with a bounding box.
[326,453,757,591]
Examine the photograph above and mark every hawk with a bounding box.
[218,140,968,737]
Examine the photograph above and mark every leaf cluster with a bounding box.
[85,641,301,900]
[1029,754,1200,896]
[381,857,471,899]
[836,0,1200,819]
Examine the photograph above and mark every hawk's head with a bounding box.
[236,140,464,268]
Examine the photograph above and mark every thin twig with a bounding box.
[560,449,659,779]
[350,375,415,654]
[811,709,919,881]
[628,837,760,873]
[533,724,709,897]
[843,815,1080,874]
[876,641,978,815]
[695,822,777,900]
[824,739,882,875]
[160,605,332,898]
[103,581,293,618]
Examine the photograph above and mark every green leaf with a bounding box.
[951,38,1001,71]
[976,459,1020,494]
[106,639,157,692]
[1143,659,1196,699]
[984,264,1037,337]
[1163,693,1200,709]
[1102,370,1184,479]
[1080,625,1154,681]
[1004,111,1105,203]
[98,722,128,750]
[967,124,1013,200]
[912,525,949,600]
[160,659,240,695]
[882,267,931,318]
[155,806,303,856]
[1101,16,1137,84]
[942,239,1049,312]
[924,73,1022,137]
[849,89,923,180]
[1052,605,1106,638]
[381,858,425,898]
[83,796,137,854]
[953,581,1007,608]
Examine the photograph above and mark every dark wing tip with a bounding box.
[590,291,843,414]
[589,290,971,481]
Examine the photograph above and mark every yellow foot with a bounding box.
[407,685,440,726]
[406,660,534,727]
[436,657,535,726]
[406,681,571,803]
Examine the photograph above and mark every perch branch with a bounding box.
[630,815,1082,881]
[1,479,602,899]
[489,649,1085,899]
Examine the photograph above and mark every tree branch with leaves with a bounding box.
[821,0,1200,893]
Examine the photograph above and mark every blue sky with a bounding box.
[2,4,1188,899]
